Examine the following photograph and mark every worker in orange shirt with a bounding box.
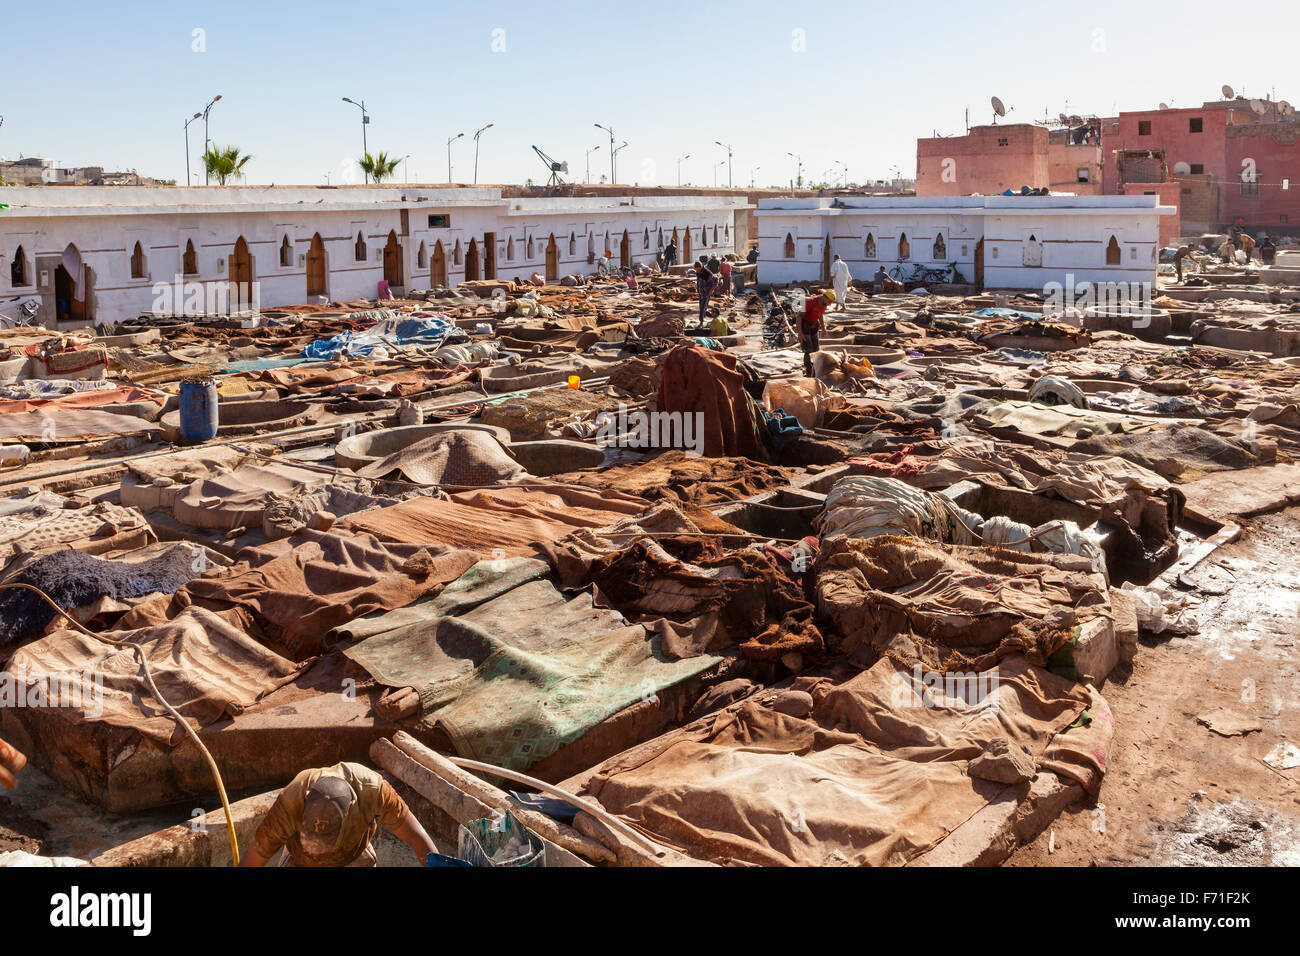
[240,762,437,867]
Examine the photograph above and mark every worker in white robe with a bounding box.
[829,254,852,311]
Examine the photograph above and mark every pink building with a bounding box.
[1100,98,1299,235]
[917,123,1102,197]
[917,124,1049,196]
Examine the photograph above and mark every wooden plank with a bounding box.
[370,737,601,866]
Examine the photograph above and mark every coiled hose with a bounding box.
[0,582,240,865]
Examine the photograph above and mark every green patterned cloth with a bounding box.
[344,565,721,772]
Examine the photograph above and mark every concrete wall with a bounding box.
[756,195,1169,291]
[0,186,747,327]
[1173,174,1219,236]
[1049,141,1103,195]
[1119,182,1183,246]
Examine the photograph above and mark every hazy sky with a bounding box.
[2,0,1295,188]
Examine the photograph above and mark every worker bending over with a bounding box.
[241,762,437,867]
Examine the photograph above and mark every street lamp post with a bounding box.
[586,145,601,184]
[472,124,493,184]
[714,161,724,188]
[184,112,202,186]
[402,154,412,184]
[787,152,803,189]
[612,141,628,184]
[446,133,464,182]
[594,123,616,183]
[341,97,370,181]
[676,154,690,187]
[714,141,733,188]
[201,94,222,185]
[750,165,760,189]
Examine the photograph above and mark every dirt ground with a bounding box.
[1011,507,1300,866]
[0,798,48,855]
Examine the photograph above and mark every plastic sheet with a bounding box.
[1028,375,1089,409]
[457,810,545,867]
[762,377,831,429]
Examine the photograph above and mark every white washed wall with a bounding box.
[0,186,744,326]
[755,196,1168,290]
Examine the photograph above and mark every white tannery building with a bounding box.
[0,186,749,328]
[756,194,1175,290]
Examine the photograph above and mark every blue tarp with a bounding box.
[302,315,456,360]
[219,356,312,375]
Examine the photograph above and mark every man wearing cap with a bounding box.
[799,289,833,376]
[240,762,437,867]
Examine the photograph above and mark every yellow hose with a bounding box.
[0,582,240,865]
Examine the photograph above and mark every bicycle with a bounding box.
[890,262,929,283]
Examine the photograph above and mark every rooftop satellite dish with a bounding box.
[1222,84,1235,100]
[1250,99,1266,114]
[1280,101,1295,117]
[991,96,1007,123]
[1058,112,1069,125]
[1159,102,1169,110]
[1069,114,1083,126]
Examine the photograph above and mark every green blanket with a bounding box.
[344,570,722,771]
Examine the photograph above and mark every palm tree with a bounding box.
[358,151,401,184]
[202,144,252,185]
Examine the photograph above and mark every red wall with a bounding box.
[1221,124,1300,234]
[917,124,1048,196]
[1101,105,1231,194]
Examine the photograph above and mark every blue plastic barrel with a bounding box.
[178,379,219,443]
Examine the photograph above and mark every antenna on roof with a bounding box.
[991,96,1008,124]
[1222,84,1236,100]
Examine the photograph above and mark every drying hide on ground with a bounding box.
[815,534,1109,674]
[657,346,771,461]
[580,655,1105,866]
[543,502,823,662]
[344,484,650,558]
[179,528,478,660]
[4,606,301,746]
[815,476,980,545]
[355,429,526,486]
